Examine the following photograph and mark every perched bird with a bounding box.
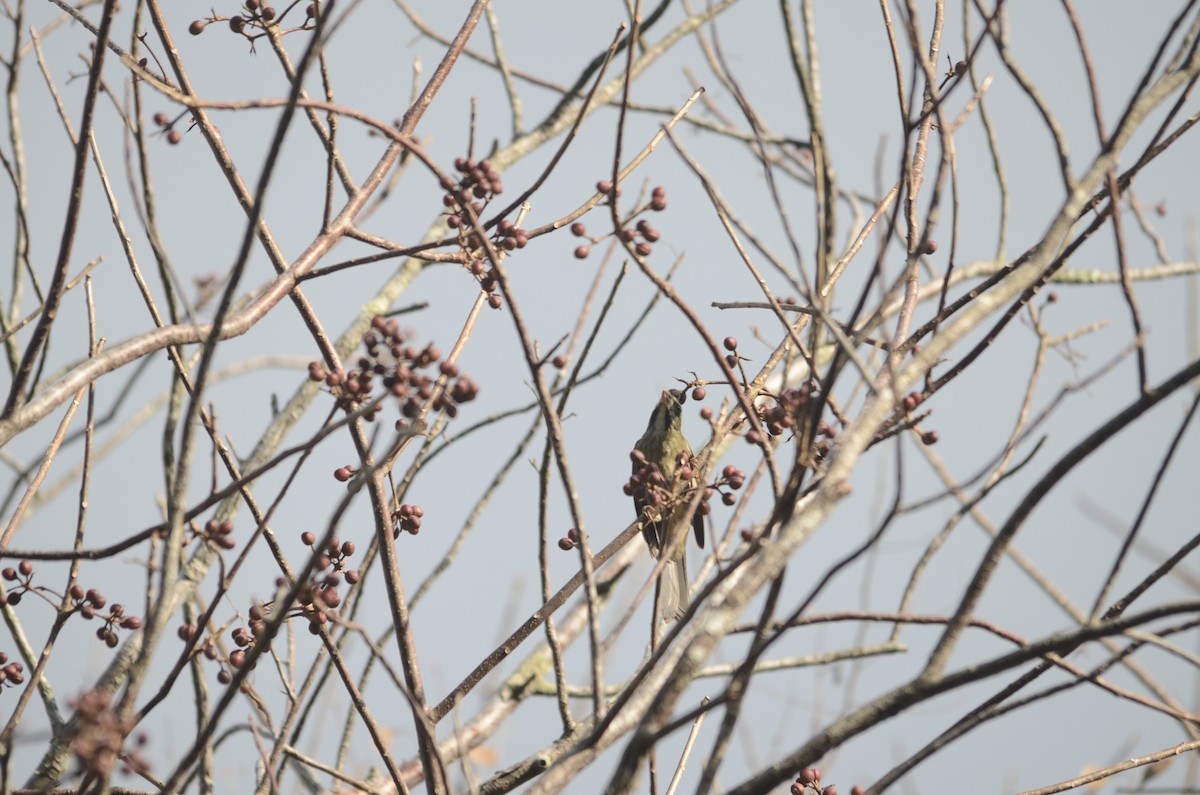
[631,390,705,622]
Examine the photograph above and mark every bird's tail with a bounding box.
[659,557,690,623]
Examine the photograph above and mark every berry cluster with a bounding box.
[150,111,186,146]
[70,689,151,778]
[745,383,839,461]
[221,612,268,679]
[308,315,480,425]
[790,767,863,795]
[177,532,362,685]
[609,446,746,545]
[443,156,505,205]
[899,390,938,445]
[196,631,232,683]
[0,560,35,606]
[715,464,747,506]
[294,532,360,633]
[757,385,812,438]
[177,622,252,686]
[625,450,697,518]
[626,456,748,512]
[187,1,318,38]
[1,564,143,648]
[571,184,667,260]
[557,527,582,551]
[226,623,258,678]
[0,652,24,689]
[394,503,425,536]
[194,518,237,550]
[441,158,526,309]
[722,335,743,370]
[88,600,142,649]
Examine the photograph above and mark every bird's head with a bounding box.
[645,389,684,437]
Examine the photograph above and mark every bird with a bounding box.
[631,389,705,622]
